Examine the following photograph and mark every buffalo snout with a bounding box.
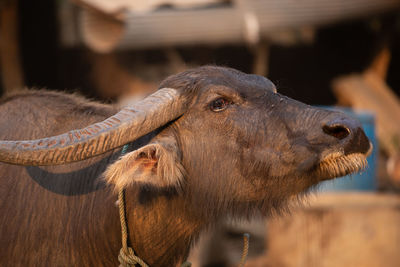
[322,115,371,155]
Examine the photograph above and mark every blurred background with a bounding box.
[1,0,400,266]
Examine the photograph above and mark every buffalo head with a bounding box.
[0,66,371,217]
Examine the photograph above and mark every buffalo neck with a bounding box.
[124,187,204,266]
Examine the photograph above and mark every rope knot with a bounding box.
[118,247,148,267]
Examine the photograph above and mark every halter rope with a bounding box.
[116,144,249,267]
[118,144,149,267]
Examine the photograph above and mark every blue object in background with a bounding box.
[317,107,377,192]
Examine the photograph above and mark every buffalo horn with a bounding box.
[0,88,185,165]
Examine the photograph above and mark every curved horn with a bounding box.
[0,88,186,166]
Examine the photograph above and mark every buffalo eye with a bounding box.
[210,98,230,112]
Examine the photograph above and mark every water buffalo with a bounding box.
[0,66,371,266]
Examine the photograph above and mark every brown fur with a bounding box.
[0,66,371,266]
[104,135,185,191]
[0,90,122,266]
[317,153,368,180]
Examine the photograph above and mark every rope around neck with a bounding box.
[118,144,148,267]
[116,144,249,267]
[118,188,149,267]
[238,233,250,267]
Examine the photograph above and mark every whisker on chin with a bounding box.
[316,153,368,179]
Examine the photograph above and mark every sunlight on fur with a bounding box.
[104,143,185,192]
[316,153,368,180]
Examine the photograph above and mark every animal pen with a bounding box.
[1,0,400,266]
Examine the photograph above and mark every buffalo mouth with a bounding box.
[314,152,369,181]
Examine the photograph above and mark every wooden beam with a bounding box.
[369,46,391,81]
[76,0,400,52]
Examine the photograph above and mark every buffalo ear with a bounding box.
[104,137,185,191]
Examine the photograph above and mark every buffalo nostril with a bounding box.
[322,124,350,140]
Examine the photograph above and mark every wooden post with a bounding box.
[252,42,269,77]
[0,0,24,93]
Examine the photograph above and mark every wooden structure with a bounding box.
[74,0,400,52]
[247,193,400,267]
